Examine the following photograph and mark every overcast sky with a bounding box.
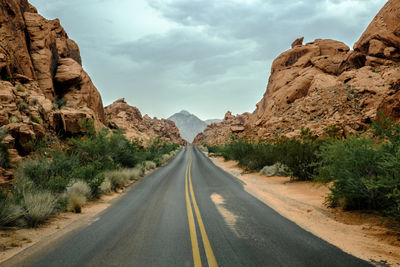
[30,0,386,120]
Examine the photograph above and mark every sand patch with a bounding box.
[210,156,400,266]
[210,193,239,236]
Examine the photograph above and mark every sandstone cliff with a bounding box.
[194,0,400,145]
[0,1,185,186]
[105,99,186,146]
[0,0,106,160]
[193,111,250,145]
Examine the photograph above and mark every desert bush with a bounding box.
[99,178,112,195]
[66,180,91,213]
[16,153,78,193]
[274,136,321,181]
[29,98,38,106]
[316,133,400,218]
[29,115,40,124]
[144,161,156,171]
[120,166,144,181]
[53,96,67,109]
[17,99,28,112]
[8,115,20,124]
[16,85,26,92]
[104,171,129,191]
[0,191,24,227]
[22,191,56,227]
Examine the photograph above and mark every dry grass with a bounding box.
[99,178,113,195]
[66,181,91,213]
[0,201,24,227]
[22,191,56,227]
[144,161,156,171]
[104,171,129,191]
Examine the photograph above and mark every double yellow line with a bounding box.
[185,150,218,267]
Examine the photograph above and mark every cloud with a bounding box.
[30,0,386,120]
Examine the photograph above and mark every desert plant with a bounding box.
[99,178,113,194]
[120,167,143,181]
[103,171,129,191]
[22,191,56,227]
[53,96,67,109]
[144,161,156,171]
[29,98,38,106]
[16,85,26,92]
[8,115,20,124]
[17,99,28,112]
[66,180,91,213]
[0,191,24,227]
[316,137,386,210]
[29,115,40,124]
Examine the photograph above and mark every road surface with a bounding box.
[3,146,370,267]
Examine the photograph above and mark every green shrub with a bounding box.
[17,99,28,112]
[29,98,38,106]
[16,85,26,92]
[16,154,79,193]
[22,191,56,227]
[316,137,383,209]
[29,115,40,124]
[0,127,9,168]
[8,115,20,124]
[78,118,96,137]
[53,96,67,109]
[207,131,320,180]
[274,132,321,181]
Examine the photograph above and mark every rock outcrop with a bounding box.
[194,0,400,145]
[0,0,106,159]
[193,111,250,145]
[105,99,186,145]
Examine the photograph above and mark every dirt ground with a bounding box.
[210,156,400,267]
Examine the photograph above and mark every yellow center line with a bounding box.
[185,153,201,267]
[187,149,218,267]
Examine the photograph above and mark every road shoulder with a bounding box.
[209,155,400,266]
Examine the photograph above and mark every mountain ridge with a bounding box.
[168,110,220,143]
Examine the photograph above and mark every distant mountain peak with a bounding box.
[168,111,220,143]
[178,110,191,116]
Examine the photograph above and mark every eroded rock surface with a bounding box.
[194,0,400,145]
[105,98,186,145]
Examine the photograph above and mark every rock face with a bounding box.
[194,0,400,145]
[168,110,208,143]
[0,0,106,159]
[105,99,186,146]
[193,111,250,145]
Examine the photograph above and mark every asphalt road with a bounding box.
[3,146,370,267]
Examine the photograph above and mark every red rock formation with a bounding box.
[194,0,400,145]
[0,0,106,160]
[193,111,250,145]
[105,99,186,145]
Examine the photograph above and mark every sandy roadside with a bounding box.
[0,173,146,263]
[209,156,400,266]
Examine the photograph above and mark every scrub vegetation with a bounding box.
[206,113,400,219]
[0,120,180,227]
